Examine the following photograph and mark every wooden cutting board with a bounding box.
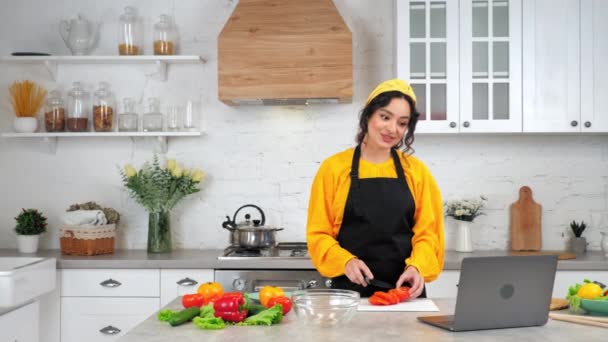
[549,312,608,328]
[510,186,542,251]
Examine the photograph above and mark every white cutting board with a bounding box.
[357,298,439,312]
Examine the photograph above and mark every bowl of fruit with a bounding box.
[567,280,608,315]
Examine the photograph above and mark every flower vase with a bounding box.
[147,211,172,253]
[455,220,474,253]
[17,234,40,253]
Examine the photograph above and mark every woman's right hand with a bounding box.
[344,258,374,286]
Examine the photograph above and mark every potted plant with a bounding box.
[570,220,587,254]
[14,208,48,253]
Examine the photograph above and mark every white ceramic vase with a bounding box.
[455,220,474,253]
[17,234,40,253]
[13,117,38,133]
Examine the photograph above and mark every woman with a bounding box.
[306,79,444,298]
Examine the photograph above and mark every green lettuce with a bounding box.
[236,305,283,326]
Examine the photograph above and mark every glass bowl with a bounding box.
[291,289,360,327]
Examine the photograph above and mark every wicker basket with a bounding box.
[60,224,116,256]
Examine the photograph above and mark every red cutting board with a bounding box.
[510,186,542,251]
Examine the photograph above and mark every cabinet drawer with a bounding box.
[61,297,159,342]
[0,301,39,342]
[160,269,214,306]
[61,269,159,297]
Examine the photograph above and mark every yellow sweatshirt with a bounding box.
[306,148,444,282]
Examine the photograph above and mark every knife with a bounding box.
[364,276,394,289]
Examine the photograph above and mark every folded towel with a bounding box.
[62,210,108,226]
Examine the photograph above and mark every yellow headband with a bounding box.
[365,78,417,105]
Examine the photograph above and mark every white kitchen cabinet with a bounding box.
[60,269,160,342]
[395,0,460,133]
[426,270,460,298]
[522,0,581,132]
[0,301,39,342]
[580,0,608,132]
[396,0,521,133]
[61,297,159,342]
[160,269,214,307]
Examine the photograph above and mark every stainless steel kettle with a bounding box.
[222,204,283,248]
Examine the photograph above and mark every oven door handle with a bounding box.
[253,280,304,292]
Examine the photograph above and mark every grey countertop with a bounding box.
[117,297,605,342]
[1,249,607,270]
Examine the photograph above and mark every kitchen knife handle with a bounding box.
[99,325,121,335]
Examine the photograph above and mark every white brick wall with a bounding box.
[0,0,607,252]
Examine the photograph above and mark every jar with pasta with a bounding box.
[118,6,142,55]
[93,82,115,132]
[153,14,177,55]
[66,82,90,132]
[44,90,65,132]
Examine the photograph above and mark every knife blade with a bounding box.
[364,276,394,289]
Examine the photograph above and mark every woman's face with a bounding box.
[365,97,411,150]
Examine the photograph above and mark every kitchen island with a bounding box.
[117,297,604,342]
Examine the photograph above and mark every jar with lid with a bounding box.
[44,90,66,132]
[93,82,115,132]
[153,14,177,55]
[118,6,141,55]
[143,97,163,131]
[118,97,138,132]
[66,82,90,132]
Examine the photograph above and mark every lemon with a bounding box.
[577,283,604,299]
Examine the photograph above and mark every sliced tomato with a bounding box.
[391,287,411,302]
[373,291,399,305]
[368,293,391,305]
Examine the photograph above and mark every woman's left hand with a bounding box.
[396,266,424,299]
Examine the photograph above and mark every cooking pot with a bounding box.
[222,204,284,248]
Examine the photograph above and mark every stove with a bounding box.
[218,242,309,260]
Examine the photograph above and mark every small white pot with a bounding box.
[17,234,40,253]
[13,117,38,133]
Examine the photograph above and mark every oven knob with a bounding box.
[306,280,318,289]
[233,278,246,291]
[325,279,332,288]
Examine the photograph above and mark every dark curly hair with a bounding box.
[356,91,420,155]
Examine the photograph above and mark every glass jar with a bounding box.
[143,97,163,131]
[66,82,90,132]
[44,90,66,132]
[153,14,177,55]
[93,82,115,132]
[118,98,138,132]
[118,6,141,55]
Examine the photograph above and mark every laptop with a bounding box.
[418,255,558,332]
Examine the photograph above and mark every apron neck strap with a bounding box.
[351,145,407,181]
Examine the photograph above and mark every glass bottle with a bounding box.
[143,97,163,131]
[66,82,90,132]
[93,82,115,132]
[118,97,138,132]
[153,14,177,55]
[44,90,66,132]
[118,6,141,55]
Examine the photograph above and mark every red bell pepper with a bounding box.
[213,293,248,322]
[182,293,205,308]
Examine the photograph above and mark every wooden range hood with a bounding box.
[218,0,352,105]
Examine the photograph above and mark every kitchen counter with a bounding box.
[117,297,605,341]
[0,249,607,270]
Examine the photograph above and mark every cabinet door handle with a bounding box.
[99,325,121,335]
[584,121,591,128]
[570,120,578,127]
[99,278,122,288]
[176,277,198,286]
[462,121,470,128]
[449,121,457,128]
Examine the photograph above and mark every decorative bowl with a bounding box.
[580,299,608,316]
[291,289,360,327]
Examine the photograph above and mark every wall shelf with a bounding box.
[0,55,206,81]
[0,131,203,154]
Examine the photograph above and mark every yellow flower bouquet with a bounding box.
[120,156,206,252]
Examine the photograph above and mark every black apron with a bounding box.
[331,145,426,298]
